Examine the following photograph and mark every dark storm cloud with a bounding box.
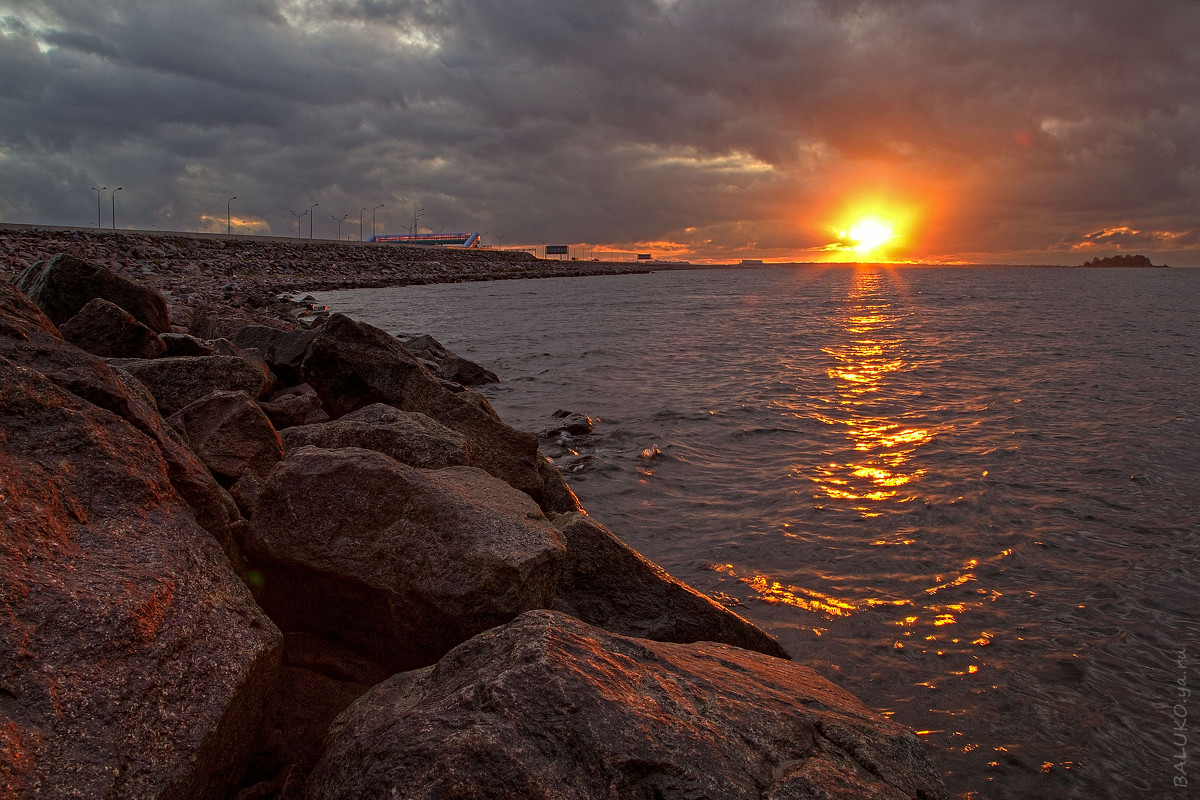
[1,0,1198,262]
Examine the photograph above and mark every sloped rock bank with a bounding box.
[310,610,944,800]
[1,252,946,799]
[0,296,279,798]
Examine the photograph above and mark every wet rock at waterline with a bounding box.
[298,314,545,500]
[307,610,947,800]
[539,408,595,438]
[553,512,789,658]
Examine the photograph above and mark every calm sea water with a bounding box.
[314,266,1199,799]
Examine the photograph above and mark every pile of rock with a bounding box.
[0,253,947,799]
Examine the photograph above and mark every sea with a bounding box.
[312,265,1199,800]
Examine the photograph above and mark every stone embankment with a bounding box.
[0,226,653,304]
[0,248,948,799]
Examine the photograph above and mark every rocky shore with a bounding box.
[0,242,948,799]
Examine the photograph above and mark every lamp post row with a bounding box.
[89,186,125,230]
[88,188,387,239]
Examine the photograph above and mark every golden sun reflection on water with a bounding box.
[715,269,1007,658]
[809,271,934,514]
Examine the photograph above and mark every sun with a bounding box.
[845,217,895,254]
[815,197,917,261]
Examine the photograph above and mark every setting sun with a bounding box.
[814,193,924,261]
[847,218,895,253]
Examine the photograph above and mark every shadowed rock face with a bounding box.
[108,354,269,417]
[15,251,171,333]
[260,383,329,430]
[307,610,948,800]
[553,513,789,659]
[60,296,167,359]
[168,389,286,516]
[0,355,281,800]
[231,325,316,387]
[246,447,566,672]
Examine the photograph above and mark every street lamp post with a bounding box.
[290,210,307,238]
[360,208,366,242]
[332,214,348,240]
[372,204,384,240]
[307,203,319,238]
[111,188,123,231]
[91,187,106,228]
[410,205,425,237]
[227,196,237,235]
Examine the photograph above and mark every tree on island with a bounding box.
[1080,254,1163,268]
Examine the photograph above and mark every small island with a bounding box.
[1079,253,1167,268]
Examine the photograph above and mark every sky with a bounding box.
[1,0,1199,265]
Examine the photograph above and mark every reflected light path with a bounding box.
[723,268,1003,641]
[810,269,932,514]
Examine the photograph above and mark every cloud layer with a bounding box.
[2,0,1198,263]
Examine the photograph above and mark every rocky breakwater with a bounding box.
[0,226,654,320]
[1,252,948,799]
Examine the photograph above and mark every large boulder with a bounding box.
[230,325,316,386]
[168,390,286,516]
[1,283,161,432]
[298,314,543,500]
[0,283,248,564]
[0,354,281,799]
[306,610,948,800]
[260,383,330,430]
[161,332,219,357]
[187,301,295,341]
[400,333,450,362]
[59,296,167,359]
[436,355,499,386]
[108,354,268,417]
[553,513,788,658]
[158,422,251,568]
[401,334,499,386]
[15,252,170,333]
[279,403,472,470]
[246,447,566,671]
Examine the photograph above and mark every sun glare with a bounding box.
[819,200,915,260]
[847,218,895,252]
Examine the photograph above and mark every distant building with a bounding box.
[371,232,480,247]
